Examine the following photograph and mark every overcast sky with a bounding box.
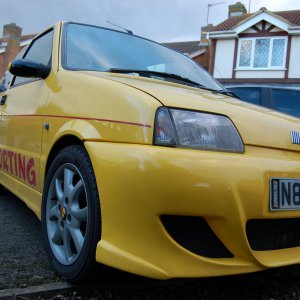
[0,0,299,42]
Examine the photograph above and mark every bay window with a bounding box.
[237,37,287,69]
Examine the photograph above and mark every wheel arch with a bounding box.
[44,118,102,179]
[45,135,83,176]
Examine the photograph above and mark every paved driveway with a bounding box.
[0,188,62,290]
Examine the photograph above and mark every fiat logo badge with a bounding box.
[60,207,67,221]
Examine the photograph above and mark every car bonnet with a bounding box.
[84,71,300,152]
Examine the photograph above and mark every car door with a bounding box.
[0,73,11,156]
[0,48,26,128]
[0,29,53,194]
[227,86,264,106]
[227,86,274,111]
[270,88,300,118]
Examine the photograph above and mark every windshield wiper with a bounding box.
[106,68,239,99]
[213,89,240,99]
[106,68,212,91]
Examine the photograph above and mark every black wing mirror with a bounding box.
[9,59,51,79]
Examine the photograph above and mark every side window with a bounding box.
[13,30,53,87]
[271,89,300,118]
[228,87,262,105]
[0,72,13,91]
[0,47,27,91]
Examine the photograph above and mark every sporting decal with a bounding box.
[0,148,36,187]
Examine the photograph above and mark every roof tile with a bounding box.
[162,41,204,54]
[210,9,300,32]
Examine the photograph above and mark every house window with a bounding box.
[237,37,287,69]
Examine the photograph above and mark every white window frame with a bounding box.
[236,36,288,70]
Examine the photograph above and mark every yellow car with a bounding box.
[1,21,300,283]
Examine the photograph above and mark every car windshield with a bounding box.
[63,23,223,91]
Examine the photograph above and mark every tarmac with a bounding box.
[0,189,62,291]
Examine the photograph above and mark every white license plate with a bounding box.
[270,178,300,211]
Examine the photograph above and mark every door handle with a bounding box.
[0,95,7,105]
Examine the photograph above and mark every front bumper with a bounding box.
[85,142,300,279]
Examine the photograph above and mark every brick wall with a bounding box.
[193,51,210,71]
[228,2,247,17]
[0,23,22,77]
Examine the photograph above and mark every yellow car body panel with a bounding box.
[84,142,300,278]
[1,21,300,279]
[93,72,300,151]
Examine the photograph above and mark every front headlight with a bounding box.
[154,107,244,153]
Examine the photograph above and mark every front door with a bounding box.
[0,29,54,198]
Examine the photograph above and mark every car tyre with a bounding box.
[42,145,101,282]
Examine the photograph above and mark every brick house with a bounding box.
[207,3,300,85]
[162,41,209,70]
[0,23,35,76]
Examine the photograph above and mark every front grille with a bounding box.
[161,215,233,258]
[246,218,300,251]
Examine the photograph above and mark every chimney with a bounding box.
[1,23,22,75]
[3,23,22,43]
[228,2,247,18]
[199,24,213,47]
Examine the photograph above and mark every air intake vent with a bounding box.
[161,215,233,258]
[246,218,300,251]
